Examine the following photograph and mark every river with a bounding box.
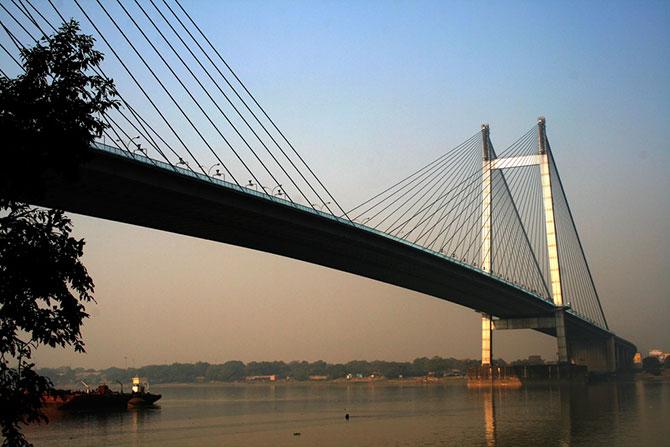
[23,378,670,446]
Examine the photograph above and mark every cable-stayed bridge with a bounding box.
[1,0,636,373]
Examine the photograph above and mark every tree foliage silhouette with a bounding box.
[0,20,117,446]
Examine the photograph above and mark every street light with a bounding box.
[177,157,189,168]
[311,201,332,212]
[264,184,283,197]
[133,143,146,156]
[246,180,257,190]
[117,135,140,150]
[208,163,224,180]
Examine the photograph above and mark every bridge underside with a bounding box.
[18,149,635,365]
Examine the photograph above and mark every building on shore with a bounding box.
[245,375,277,382]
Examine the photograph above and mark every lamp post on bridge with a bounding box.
[311,201,332,212]
[264,184,284,198]
[208,163,225,181]
[115,135,139,152]
[133,142,146,156]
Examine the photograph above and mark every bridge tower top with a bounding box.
[537,116,548,154]
[481,123,491,161]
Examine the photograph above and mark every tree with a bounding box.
[0,20,118,199]
[0,20,118,446]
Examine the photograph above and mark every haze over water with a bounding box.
[25,380,670,446]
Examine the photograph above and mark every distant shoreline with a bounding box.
[52,376,470,390]
[50,373,670,390]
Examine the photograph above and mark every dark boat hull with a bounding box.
[43,390,161,411]
[43,391,131,412]
[128,393,162,407]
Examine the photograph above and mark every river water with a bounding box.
[23,378,669,446]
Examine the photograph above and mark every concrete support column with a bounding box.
[482,314,492,366]
[607,336,616,372]
[555,308,568,363]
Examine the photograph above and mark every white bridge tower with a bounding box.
[480,117,569,366]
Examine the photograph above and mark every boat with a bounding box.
[127,376,161,407]
[43,377,161,412]
[43,384,131,411]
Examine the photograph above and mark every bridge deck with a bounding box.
[24,146,634,350]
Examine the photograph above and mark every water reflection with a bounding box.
[483,389,496,447]
[477,379,668,447]
[24,380,670,446]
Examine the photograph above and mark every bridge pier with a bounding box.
[482,314,492,366]
[567,337,615,373]
[489,318,635,374]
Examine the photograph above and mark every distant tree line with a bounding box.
[38,356,513,386]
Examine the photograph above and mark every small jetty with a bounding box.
[467,364,588,387]
[467,366,522,388]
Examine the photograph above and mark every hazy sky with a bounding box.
[4,0,668,368]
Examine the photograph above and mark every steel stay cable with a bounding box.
[503,165,546,293]
[451,132,537,271]
[69,0,226,183]
[384,135,495,236]
[402,144,482,242]
[354,134,480,223]
[0,8,154,172]
[414,149,481,247]
[348,132,480,216]
[119,0,293,203]
[527,170,547,284]
[548,146,607,327]
[0,10,157,177]
[503,137,550,290]
[438,127,536,263]
[471,150,537,285]
[20,0,179,169]
[390,156,486,239]
[362,137,480,228]
[171,0,350,220]
[555,182,604,326]
[430,171,483,256]
[498,157,551,296]
[425,158,487,252]
[488,169,535,290]
[94,0,258,190]
[500,137,539,288]
[554,196,582,312]
[383,137,481,236]
[500,165,546,293]
[11,0,159,167]
[488,175,519,280]
[437,129,536,255]
[555,186,599,323]
[141,0,321,208]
